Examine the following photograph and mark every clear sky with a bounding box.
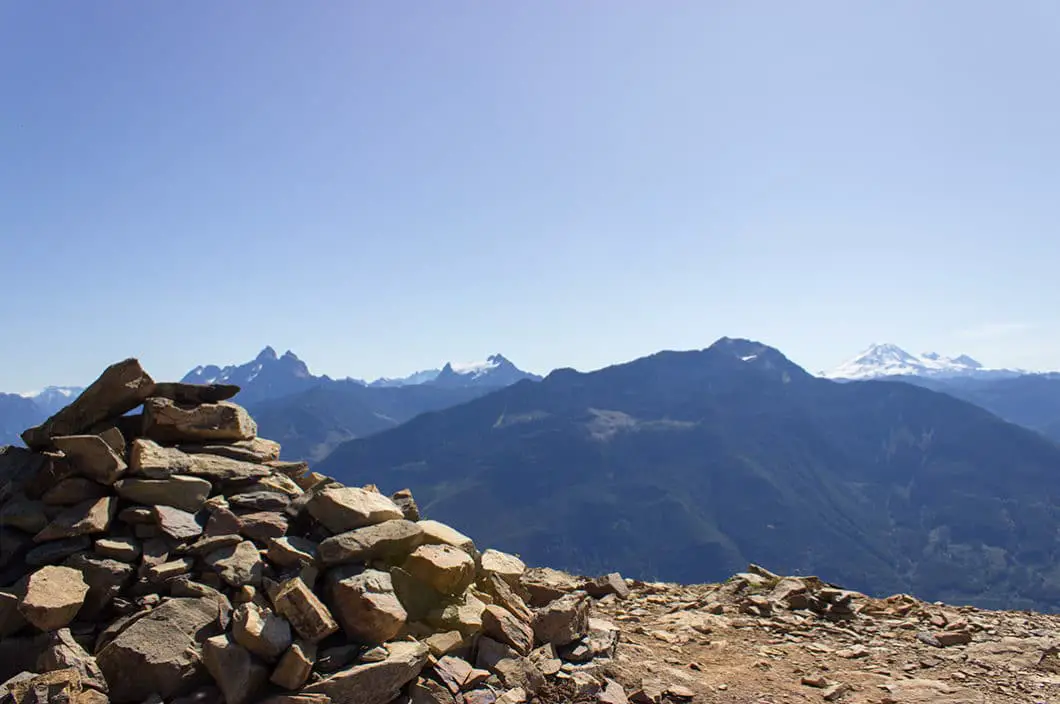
[3,1,1060,390]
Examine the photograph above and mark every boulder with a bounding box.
[202,634,269,704]
[151,382,241,405]
[114,476,212,512]
[18,566,89,631]
[179,438,282,464]
[270,641,316,690]
[318,520,425,566]
[418,520,477,556]
[22,359,155,449]
[272,577,339,643]
[531,592,589,646]
[63,553,135,619]
[584,573,630,600]
[328,568,407,644]
[391,489,420,520]
[520,568,580,607]
[307,485,404,534]
[50,435,127,485]
[267,536,317,568]
[41,477,109,506]
[36,628,108,693]
[303,641,429,704]
[204,541,263,587]
[402,544,475,596]
[479,550,526,588]
[129,440,270,482]
[155,506,206,541]
[34,497,116,542]
[205,507,243,536]
[427,591,488,636]
[142,398,257,444]
[96,597,223,703]
[239,512,288,542]
[482,605,534,655]
[232,602,292,662]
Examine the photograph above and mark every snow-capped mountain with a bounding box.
[367,369,441,388]
[19,386,86,415]
[181,346,327,403]
[431,354,542,388]
[823,343,1024,380]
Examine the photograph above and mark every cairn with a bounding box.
[0,359,629,704]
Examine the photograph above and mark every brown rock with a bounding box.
[480,573,532,623]
[202,634,269,704]
[204,540,263,587]
[64,553,135,619]
[22,359,155,449]
[0,495,49,533]
[97,426,126,455]
[41,478,108,506]
[180,438,282,464]
[239,512,288,542]
[303,641,429,704]
[483,604,534,655]
[114,475,212,513]
[584,573,630,600]
[318,520,425,566]
[51,435,127,485]
[520,568,580,607]
[410,677,456,704]
[270,640,316,690]
[599,679,628,704]
[143,398,257,444]
[151,382,241,405]
[480,550,525,588]
[154,506,206,541]
[94,537,140,562]
[0,447,55,506]
[418,520,477,556]
[391,488,420,520]
[403,544,476,596]
[19,566,89,631]
[96,597,223,702]
[232,602,292,662]
[933,630,973,647]
[6,668,83,704]
[307,485,404,534]
[37,628,108,693]
[329,567,407,644]
[272,577,339,643]
[532,592,589,646]
[229,491,290,512]
[129,439,270,482]
[34,497,116,542]
[147,558,195,582]
[205,507,243,536]
[425,630,466,657]
[427,591,487,636]
[434,655,474,694]
[267,536,317,568]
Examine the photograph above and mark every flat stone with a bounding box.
[584,573,630,600]
[480,550,526,588]
[34,497,116,542]
[435,655,474,694]
[272,577,339,643]
[270,640,316,690]
[481,573,533,623]
[205,540,263,587]
[232,602,292,662]
[117,506,154,524]
[152,382,241,405]
[63,552,135,620]
[143,398,257,444]
[391,566,446,621]
[202,634,269,704]
[402,544,475,596]
[41,478,108,506]
[0,496,49,533]
[147,558,195,582]
[51,435,128,485]
[94,537,141,562]
[155,506,206,541]
[36,627,108,693]
[115,475,212,512]
[587,618,619,658]
[205,507,243,536]
[180,438,282,464]
[425,630,466,657]
[239,512,288,542]
[598,679,628,704]
[390,489,420,520]
[307,485,404,534]
[427,591,488,637]
[96,597,223,702]
[417,520,477,556]
[532,592,589,646]
[483,605,534,655]
[229,491,290,511]
[521,568,580,607]
[303,641,429,704]
[183,534,242,556]
[267,536,318,568]
[329,567,407,644]
[22,359,155,449]
[19,566,89,631]
[97,426,126,455]
[25,537,91,566]
[410,677,456,704]
[318,520,425,566]
[129,439,271,481]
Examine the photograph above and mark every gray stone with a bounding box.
[142,398,257,444]
[154,506,205,541]
[51,435,127,485]
[41,478,108,506]
[532,592,589,646]
[307,485,404,534]
[318,520,425,566]
[129,439,271,481]
[202,634,269,704]
[114,475,212,512]
[204,540,263,587]
[34,497,116,542]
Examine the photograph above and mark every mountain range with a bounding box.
[319,337,1060,611]
[823,342,1027,380]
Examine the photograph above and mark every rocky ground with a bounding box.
[0,358,1058,704]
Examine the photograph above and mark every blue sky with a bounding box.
[3,1,1059,390]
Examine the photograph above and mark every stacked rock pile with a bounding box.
[0,359,630,704]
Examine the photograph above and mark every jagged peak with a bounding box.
[256,346,278,362]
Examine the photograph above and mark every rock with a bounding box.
[410,677,456,704]
[418,520,477,556]
[932,630,973,647]
[204,541,263,587]
[483,605,534,655]
[50,435,128,486]
[476,637,520,672]
[239,512,288,542]
[154,506,206,541]
[34,497,116,542]
[202,634,269,704]
[114,476,212,513]
[129,440,271,482]
[272,577,339,643]
[520,568,580,607]
[180,438,282,464]
[425,630,466,657]
[143,398,257,444]
[96,597,223,703]
[63,553,134,619]
[587,618,619,659]
[0,447,54,506]
[22,359,155,449]
[184,534,242,556]
[391,489,420,520]
[480,573,533,623]
[532,592,589,646]
[480,550,526,588]
[497,688,527,704]
[18,566,89,631]
[25,537,91,566]
[266,537,317,568]
[822,682,852,701]
[151,382,241,405]
[315,644,361,673]
[307,485,404,534]
[303,641,429,704]
[204,507,243,536]
[232,602,292,662]
[0,496,49,534]
[36,628,108,693]
[598,679,628,704]
[403,544,476,596]
[247,474,304,498]
[584,573,630,600]
[270,641,316,690]
[5,668,83,704]
[492,657,546,694]
[319,520,425,566]
[0,586,28,638]
[94,537,140,562]
[41,478,109,506]
[147,558,195,582]
[229,492,290,511]
[427,591,487,637]
[434,655,474,694]
[390,566,446,621]
[97,426,126,455]
[329,567,407,644]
